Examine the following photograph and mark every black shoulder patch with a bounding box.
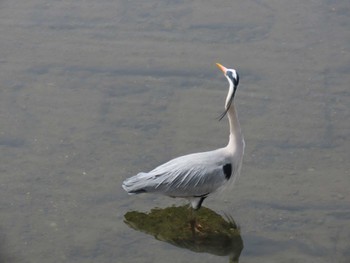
[223,163,232,180]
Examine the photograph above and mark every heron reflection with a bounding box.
[124,205,243,263]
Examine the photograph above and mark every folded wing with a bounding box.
[122,149,233,197]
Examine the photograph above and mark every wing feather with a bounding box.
[123,149,233,197]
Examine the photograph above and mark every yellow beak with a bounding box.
[216,63,227,74]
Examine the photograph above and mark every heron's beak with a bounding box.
[216,63,227,74]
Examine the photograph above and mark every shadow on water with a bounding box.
[124,205,243,263]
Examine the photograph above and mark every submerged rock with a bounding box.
[124,205,243,262]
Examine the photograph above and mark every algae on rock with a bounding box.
[124,205,243,262]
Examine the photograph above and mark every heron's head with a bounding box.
[216,63,240,120]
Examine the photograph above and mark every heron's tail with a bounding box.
[122,173,149,194]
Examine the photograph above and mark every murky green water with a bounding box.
[0,0,349,262]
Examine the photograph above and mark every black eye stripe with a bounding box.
[235,73,240,86]
[226,71,239,86]
[226,71,233,78]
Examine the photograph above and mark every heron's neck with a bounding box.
[227,103,243,149]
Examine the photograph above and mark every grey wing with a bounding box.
[140,152,232,197]
[156,165,226,197]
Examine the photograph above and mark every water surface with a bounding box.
[0,0,349,262]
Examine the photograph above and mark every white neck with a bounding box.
[227,102,243,149]
[224,78,243,150]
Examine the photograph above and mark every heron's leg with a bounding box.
[189,196,206,211]
[189,207,196,236]
[188,204,203,234]
[187,196,207,233]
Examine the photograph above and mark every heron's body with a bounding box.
[122,63,244,210]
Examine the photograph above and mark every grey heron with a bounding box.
[122,63,245,211]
